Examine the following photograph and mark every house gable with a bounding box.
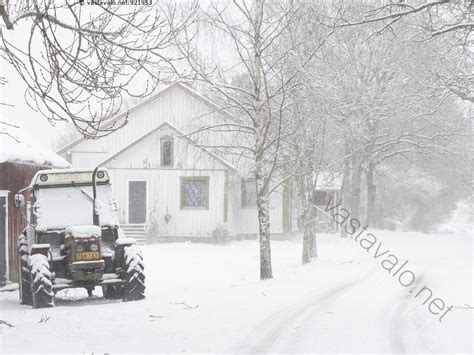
[62,82,237,169]
[101,122,236,171]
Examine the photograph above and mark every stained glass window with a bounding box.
[181,177,209,209]
[161,137,173,167]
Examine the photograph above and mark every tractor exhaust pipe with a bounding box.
[92,166,100,226]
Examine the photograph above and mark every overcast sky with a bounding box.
[1,57,66,149]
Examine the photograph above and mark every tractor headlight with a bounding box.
[76,244,84,253]
[90,243,99,252]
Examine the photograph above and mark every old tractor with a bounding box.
[15,168,145,308]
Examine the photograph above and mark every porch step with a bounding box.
[120,224,146,245]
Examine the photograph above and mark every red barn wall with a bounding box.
[0,161,51,282]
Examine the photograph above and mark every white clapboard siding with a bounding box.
[234,189,284,235]
[71,152,109,169]
[66,84,232,168]
[103,123,233,172]
[109,168,226,237]
[102,123,231,237]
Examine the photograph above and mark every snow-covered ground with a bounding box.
[0,231,472,353]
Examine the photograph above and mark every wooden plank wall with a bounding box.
[0,162,49,282]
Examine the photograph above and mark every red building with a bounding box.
[0,127,69,284]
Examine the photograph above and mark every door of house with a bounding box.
[128,181,147,224]
[0,196,7,285]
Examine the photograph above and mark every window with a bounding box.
[241,178,257,207]
[161,137,173,167]
[181,177,209,209]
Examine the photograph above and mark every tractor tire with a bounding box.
[102,284,123,299]
[122,245,145,302]
[29,254,54,308]
[18,234,32,305]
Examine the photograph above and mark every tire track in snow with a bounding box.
[236,276,365,353]
[389,274,426,354]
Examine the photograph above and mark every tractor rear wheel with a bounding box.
[29,254,54,308]
[18,234,32,305]
[122,245,145,301]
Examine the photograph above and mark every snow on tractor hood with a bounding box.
[34,184,119,231]
[65,226,101,238]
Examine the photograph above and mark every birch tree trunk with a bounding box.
[296,173,312,264]
[365,162,376,226]
[252,0,273,280]
[340,151,352,237]
[255,161,273,279]
[308,205,317,258]
[296,167,317,264]
[350,161,363,221]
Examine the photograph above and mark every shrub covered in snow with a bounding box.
[212,225,232,244]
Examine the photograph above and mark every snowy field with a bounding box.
[0,231,472,354]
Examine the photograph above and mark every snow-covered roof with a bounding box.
[57,82,239,154]
[315,172,343,190]
[0,123,70,168]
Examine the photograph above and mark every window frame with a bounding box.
[160,136,174,168]
[241,178,257,208]
[180,176,210,210]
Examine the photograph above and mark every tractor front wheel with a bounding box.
[29,254,54,308]
[122,245,145,302]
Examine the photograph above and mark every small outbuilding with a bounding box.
[0,123,69,284]
[313,171,343,232]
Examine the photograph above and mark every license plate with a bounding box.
[76,252,100,261]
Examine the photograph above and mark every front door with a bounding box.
[0,196,7,285]
[128,181,147,224]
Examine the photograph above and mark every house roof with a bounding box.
[1,122,70,168]
[57,82,238,155]
[99,121,237,171]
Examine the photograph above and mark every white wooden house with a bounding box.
[58,82,295,242]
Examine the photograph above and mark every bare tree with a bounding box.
[288,107,328,264]
[268,1,472,240]
[0,0,196,138]
[324,0,473,103]
[326,0,472,38]
[317,13,470,228]
[174,0,332,279]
